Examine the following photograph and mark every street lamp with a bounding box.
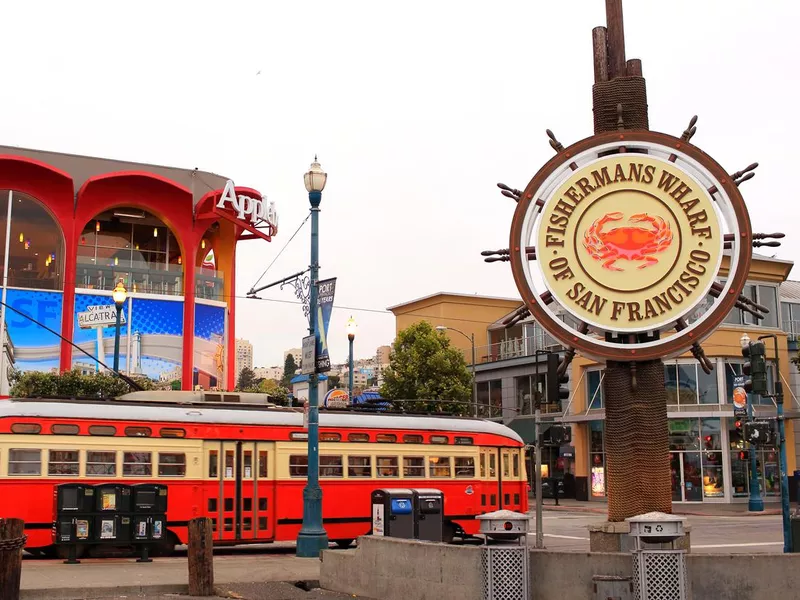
[436,325,476,417]
[347,316,357,400]
[740,332,764,512]
[296,157,329,558]
[112,279,127,373]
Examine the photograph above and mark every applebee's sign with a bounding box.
[216,180,278,233]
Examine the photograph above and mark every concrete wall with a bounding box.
[322,536,800,600]
[321,536,483,600]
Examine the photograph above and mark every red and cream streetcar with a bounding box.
[0,392,527,556]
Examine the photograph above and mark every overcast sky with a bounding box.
[1,1,798,367]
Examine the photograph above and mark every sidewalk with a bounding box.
[530,496,782,516]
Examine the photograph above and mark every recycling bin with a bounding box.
[94,483,132,513]
[371,489,414,539]
[132,483,168,513]
[412,489,444,542]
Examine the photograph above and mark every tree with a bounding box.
[10,369,154,399]
[327,374,341,388]
[257,378,290,405]
[282,354,298,387]
[236,367,256,391]
[380,321,472,415]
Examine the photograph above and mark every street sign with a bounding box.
[733,375,747,418]
[302,335,316,371]
[77,305,125,329]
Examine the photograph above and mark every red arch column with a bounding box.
[59,221,77,372]
[182,260,196,390]
[226,240,237,391]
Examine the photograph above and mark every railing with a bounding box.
[196,268,225,302]
[783,319,800,343]
[475,334,563,365]
[76,256,183,296]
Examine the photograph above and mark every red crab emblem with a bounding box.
[583,212,673,272]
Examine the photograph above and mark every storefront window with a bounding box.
[77,208,182,295]
[589,420,605,498]
[670,417,725,501]
[700,419,723,498]
[0,191,64,290]
[665,362,714,405]
[587,370,604,409]
[697,363,719,404]
[728,420,779,498]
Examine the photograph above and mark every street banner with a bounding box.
[315,278,336,372]
[733,375,747,418]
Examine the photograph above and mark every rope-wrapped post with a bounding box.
[188,517,214,596]
[0,518,25,600]
[604,361,672,520]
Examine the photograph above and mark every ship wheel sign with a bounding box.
[485,127,784,367]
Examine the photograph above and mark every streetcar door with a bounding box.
[480,448,501,511]
[500,448,518,510]
[219,442,238,541]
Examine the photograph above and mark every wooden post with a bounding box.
[188,517,214,597]
[592,26,609,83]
[0,518,25,600]
[626,58,643,77]
[605,0,626,79]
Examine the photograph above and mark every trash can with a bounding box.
[371,489,414,539]
[412,489,444,542]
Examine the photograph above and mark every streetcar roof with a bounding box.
[0,399,523,444]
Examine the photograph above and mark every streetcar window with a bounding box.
[320,455,343,478]
[89,425,116,436]
[158,453,186,477]
[125,426,152,437]
[429,456,451,478]
[430,435,449,444]
[8,449,41,475]
[225,451,234,478]
[376,456,399,477]
[455,457,475,478]
[502,453,510,477]
[209,451,218,478]
[512,453,520,478]
[289,455,308,477]
[51,424,79,435]
[123,452,152,476]
[48,450,79,476]
[259,498,267,511]
[243,498,252,512]
[347,433,370,442]
[244,451,253,478]
[258,451,268,478]
[489,453,497,477]
[208,498,217,512]
[160,428,186,438]
[454,437,474,445]
[403,434,423,444]
[348,456,371,477]
[376,434,397,443]
[320,432,341,442]
[86,451,117,476]
[290,432,309,441]
[480,453,486,478]
[11,423,40,434]
[403,456,425,478]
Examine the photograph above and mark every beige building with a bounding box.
[284,347,302,370]
[253,366,283,381]
[235,338,253,377]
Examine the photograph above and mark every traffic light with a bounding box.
[546,353,570,405]
[738,450,750,461]
[744,420,774,446]
[742,340,768,395]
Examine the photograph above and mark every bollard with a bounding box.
[188,517,214,596]
[0,518,25,600]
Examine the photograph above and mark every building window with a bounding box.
[587,370,604,410]
[477,380,503,418]
[782,302,800,339]
[669,418,726,501]
[48,450,79,476]
[123,452,152,476]
[724,283,779,327]
[665,361,719,405]
[8,449,41,475]
[589,421,605,498]
[87,451,117,476]
[0,190,65,290]
[158,453,186,476]
[78,208,182,295]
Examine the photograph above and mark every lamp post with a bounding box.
[740,333,764,513]
[435,325,476,417]
[112,279,127,373]
[296,157,329,558]
[347,316,356,400]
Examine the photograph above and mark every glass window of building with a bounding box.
[0,191,64,290]
[669,417,726,501]
[477,380,503,418]
[782,302,800,339]
[516,374,546,415]
[724,283,779,327]
[665,361,719,405]
[77,208,182,295]
[587,370,604,409]
[589,421,605,498]
[728,420,780,498]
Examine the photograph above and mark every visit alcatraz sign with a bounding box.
[537,154,721,332]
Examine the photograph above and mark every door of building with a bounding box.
[670,452,703,502]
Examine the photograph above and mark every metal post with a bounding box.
[0,191,13,396]
[534,407,543,549]
[746,354,764,511]
[348,336,354,400]
[471,333,477,417]
[760,334,791,552]
[296,190,328,557]
[113,304,122,373]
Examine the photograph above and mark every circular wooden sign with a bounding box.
[509,130,751,362]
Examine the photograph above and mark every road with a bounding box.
[528,510,785,553]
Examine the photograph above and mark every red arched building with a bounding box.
[0,144,275,392]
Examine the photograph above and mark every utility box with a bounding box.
[412,489,444,542]
[94,483,132,513]
[371,489,414,539]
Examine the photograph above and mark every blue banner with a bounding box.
[315,278,336,372]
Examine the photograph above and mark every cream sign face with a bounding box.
[535,154,722,333]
